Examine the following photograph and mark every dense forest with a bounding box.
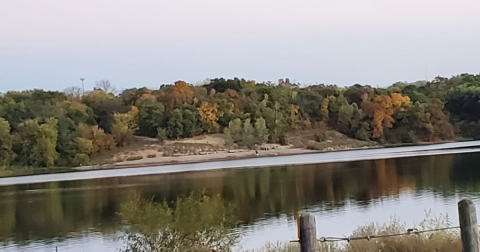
[1,73,480,168]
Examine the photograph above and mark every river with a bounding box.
[1,145,480,251]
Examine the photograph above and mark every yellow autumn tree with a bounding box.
[197,101,223,133]
[170,81,194,107]
[77,123,116,153]
[369,93,411,138]
[288,104,301,129]
[112,106,139,146]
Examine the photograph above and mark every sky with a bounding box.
[0,0,479,92]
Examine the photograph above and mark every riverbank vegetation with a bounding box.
[253,214,460,252]
[1,73,480,169]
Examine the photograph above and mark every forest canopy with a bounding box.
[1,73,480,168]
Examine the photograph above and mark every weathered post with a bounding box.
[299,213,317,252]
[458,199,479,252]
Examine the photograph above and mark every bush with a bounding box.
[157,128,167,143]
[314,132,326,142]
[72,154,89,166]
[315,121,327,142]
[125,155,143,161]
[146,153,156,158]
[278,134,289,145]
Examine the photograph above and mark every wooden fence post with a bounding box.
[458,199,479,252]
[299,213,317,252]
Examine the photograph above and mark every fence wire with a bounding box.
[291,226,460,243]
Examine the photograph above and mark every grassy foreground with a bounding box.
[249,215,460,252]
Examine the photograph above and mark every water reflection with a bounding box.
[1,153,480,251]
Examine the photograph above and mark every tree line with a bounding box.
[0,74,479,168]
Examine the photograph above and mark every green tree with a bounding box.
[182,108,202,138]
[224,118,242,147]
[242,119,255,148]
[112,107,139,146]
[166,109,184,139]
[56,117,79,166]
[293,91,324,122]
[15,118,59,167]
[254,117,269,144]
[0,118,15,166]
[136,98,165,138]
[83,90,128,133]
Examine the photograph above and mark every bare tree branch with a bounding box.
[64,86,83,99]
[95,79,116,94]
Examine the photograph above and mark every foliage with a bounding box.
[314,122,327,142]
[254,117,269,144]
[119,191,241,252]
[204,77,246,93]
[0,118,15,166]
[14,118,59,167]
[225,118,269,148]
[197,101,223,133]
[169,81,194,108]
[362,93,411,138]
[72,153,89,167]
[136,98,165,137]
[242,119,256,148]
[4,73,480,168]
[112,106,139,146]
[156,128,167,144]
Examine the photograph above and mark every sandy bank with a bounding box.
[1,140,480,186]
[78,147,319,170]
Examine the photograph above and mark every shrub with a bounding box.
[125,155,143,161]
[157,128,167,144]
[315,121,327,142]
[72,154,89,166]
[278,134,289,145]
[146,153,156,158]
[314,132,326,142]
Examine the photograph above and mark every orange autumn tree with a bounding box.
[170,81,194,107]
[366,93,411,138]
[197,101,223,133]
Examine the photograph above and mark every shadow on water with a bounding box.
[2,152,480,250]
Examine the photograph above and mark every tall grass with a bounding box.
[249,214,461,252]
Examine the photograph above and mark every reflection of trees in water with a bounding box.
[0,154,461,243]
[119,191,239,252]
[0,178,124,243]
[449,152,480,191]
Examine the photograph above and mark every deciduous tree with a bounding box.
[112,106,139,146]
[197,101,223,133]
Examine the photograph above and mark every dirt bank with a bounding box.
[83,131,374,171]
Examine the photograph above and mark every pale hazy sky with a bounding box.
[1,0,479,92]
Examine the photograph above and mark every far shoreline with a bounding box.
[0,140,480,186]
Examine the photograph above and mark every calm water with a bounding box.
[2,152,480,251]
